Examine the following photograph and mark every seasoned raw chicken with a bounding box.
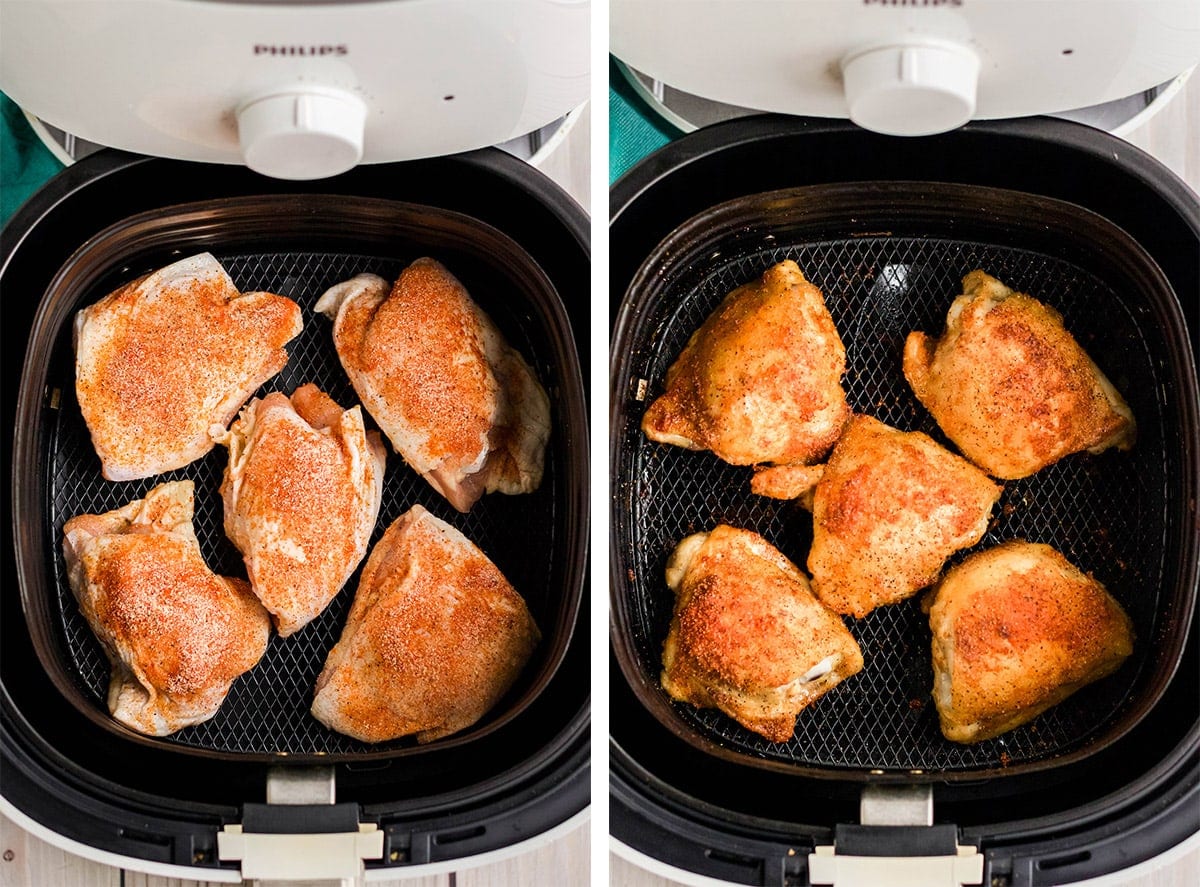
[660,524,863,742]
[61,481,271,736]
[74,253,303,481]
[767,415,1002,619]
[315,258,550,513]
[311,505,540,743]
[903,270,1135,479]
[927,540,1134,743]
[642,260,851,467]
[213,384,387,637]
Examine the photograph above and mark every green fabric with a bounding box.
[1,91,64,226]
[609,56,680,184]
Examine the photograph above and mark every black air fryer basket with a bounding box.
[610,116,1199,887]
[2,147,590,875]
[17,193,585,762]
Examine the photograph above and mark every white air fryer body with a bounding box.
[610,0,1200,136]
[0,0,589,179]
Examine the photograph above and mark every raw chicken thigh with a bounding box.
[311,505,540,743]
[213,383,386,637]
[73,253,302,481]
[61,481,271,736]
[315,258,550,512]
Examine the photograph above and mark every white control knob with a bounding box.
[841,42,980,137]
[236,86,367,180]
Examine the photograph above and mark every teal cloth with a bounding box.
[1,91,64,226]
[609,56,680,184]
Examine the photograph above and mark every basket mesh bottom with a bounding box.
[48,251,561,756]
[616,237,1167,772]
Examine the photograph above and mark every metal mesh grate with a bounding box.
[614,237,1168,772]
[47,250,563,756]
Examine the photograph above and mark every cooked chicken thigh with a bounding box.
[74,253,303,481]
[315,258,550,513]
[61,481,271,736]
[660,524,863,742]
[642,260,851,467]
[770,415,1002,618]
[311,505,540,743]
[213,384,387,637]
[927,540,1134,743]
[903,270,1135,479]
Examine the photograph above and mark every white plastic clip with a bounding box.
[808,843,984,887]
[808,784,984,886]
[218,822,384,887]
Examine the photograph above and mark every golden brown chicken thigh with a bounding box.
[73,253,302,481]
[315,258,550,513]
[213,384,387,637]
[927,540,1134,743]
[765,414,1002,619]
[311,505,540,743]
[660,524,863,742]
[903,270,1135,479]
[61,481,271,736]
[642,260,851,467]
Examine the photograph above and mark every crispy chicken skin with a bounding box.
[775,415,1002,618]
[903,270,1135,479]
[61,481,271,736]
[927,540,1134,743]
[660,524,863,742]
[749,463,826,506]
[311,505,540,743]
[73,253,303,481]
[213,384,387,637]
[315,258,550,513]
[642,260,851,467]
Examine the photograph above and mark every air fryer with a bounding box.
[1,1,590,883]
[609,116,1198,887]
[2,146,591,884]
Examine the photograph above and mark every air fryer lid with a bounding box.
[0,0,590,179]
[14,193,587,762]
[610,0,1200,136]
